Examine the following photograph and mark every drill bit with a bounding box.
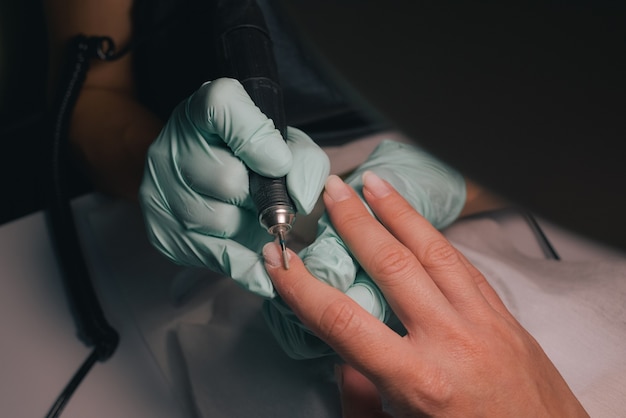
[265,214,293,270]
[276,227,290,270]
[260,204,295,271]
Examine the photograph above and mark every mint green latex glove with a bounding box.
[139,78,330,298]
[263,139,467,359]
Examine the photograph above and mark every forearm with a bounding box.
[70,87,163,200]
[44,0,155,199]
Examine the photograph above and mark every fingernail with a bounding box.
[325,175,352,202]
[263,242,285,268]
[363,171,391,198]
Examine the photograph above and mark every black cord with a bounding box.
[44,35,128,418]
[44,349,100,418]
[41,7,188,413]
[462,207,561,261]
[521,210,561,261]
[47,34,121,363]
[41,6,194,415]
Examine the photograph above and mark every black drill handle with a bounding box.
[214,0,295,215]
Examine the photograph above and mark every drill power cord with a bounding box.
[44,34,126,418]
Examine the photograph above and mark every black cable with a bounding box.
[40,7,201,416]
[521,210,561,261]
[46,34,121,363]
[462,207,561,261]
[40,8,189,415]
[44,349,100,418]
[44,35,127,418]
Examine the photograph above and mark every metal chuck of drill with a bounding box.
[214,0,295,268]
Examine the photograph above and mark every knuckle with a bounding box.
[333,209,368,233]
[395,204,420,225]
[420,239,459,270]
[316,299,362,342]
[369,244,416,281]
[408,368,455,407]
[175,201,238,237]
[204,77,236,101]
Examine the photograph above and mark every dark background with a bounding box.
[0,0,51,224]
[3,1,626,253]
[279,1,626,251]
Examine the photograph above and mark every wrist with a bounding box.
[71,88,163,200]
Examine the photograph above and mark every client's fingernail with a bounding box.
[263,242,285,268]
[325,175,352,202]
[363,171,391,198]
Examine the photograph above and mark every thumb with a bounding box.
[336,364,392,418]
[299,217,358,292]
[284,126,330,214]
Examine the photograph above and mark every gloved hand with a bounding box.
[139,78,330,297]
[263,139,467,359]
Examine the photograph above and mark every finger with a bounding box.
[285,127,330,214]
[345,270,388,322]
[140,197,275,297]
[263,269,388,359]
[153,102,250,203]
[186,78,292,177]
[300,217,358,292]
[177,142,252,206]
[142,157,257,237]
[337,364,392,418]
[360,171,489,314]
[322,175,456,330]
[264,242,407,376]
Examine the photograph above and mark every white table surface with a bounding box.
[0,195,186,418]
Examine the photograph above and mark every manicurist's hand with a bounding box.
[139,78,329,297]
[263,173,589,417]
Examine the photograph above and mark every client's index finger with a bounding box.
[263,242,403,375]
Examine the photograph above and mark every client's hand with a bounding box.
[263,140,466,358]
[139,78,329,297]
[264,173,589,417]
